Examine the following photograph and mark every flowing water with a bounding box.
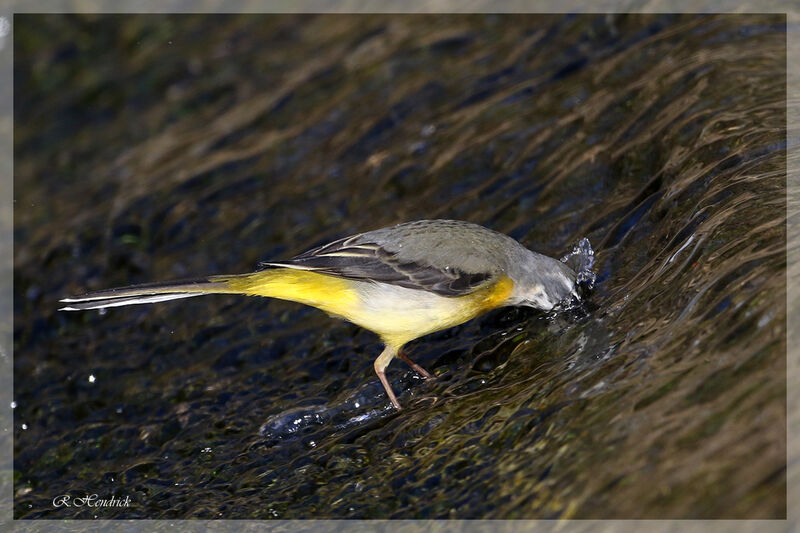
[13,13,786,519]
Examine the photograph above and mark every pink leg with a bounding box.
[397,349,435,380]
[375,367,401,410]
[374,346,401,409]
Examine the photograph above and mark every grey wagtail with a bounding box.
[60,219,579,409]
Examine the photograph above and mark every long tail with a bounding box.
[58,275,250,311]
[59,267,359,313]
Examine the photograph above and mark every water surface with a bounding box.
[13,13,786,519]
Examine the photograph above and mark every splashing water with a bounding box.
[562,237,596,290]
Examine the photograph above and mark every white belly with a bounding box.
[343,280,480,346]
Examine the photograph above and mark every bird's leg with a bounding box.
[397,349,435,380]
[374,345,401,410]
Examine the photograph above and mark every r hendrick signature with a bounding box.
[52,494,132,508]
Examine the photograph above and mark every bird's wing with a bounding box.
[260,233,497,296]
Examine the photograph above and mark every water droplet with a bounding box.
[561,237,596,289]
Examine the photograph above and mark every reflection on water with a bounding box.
[13,13,786,519]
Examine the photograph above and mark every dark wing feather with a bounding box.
[261,235,495,296]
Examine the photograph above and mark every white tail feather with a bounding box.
[58,292,206,311]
